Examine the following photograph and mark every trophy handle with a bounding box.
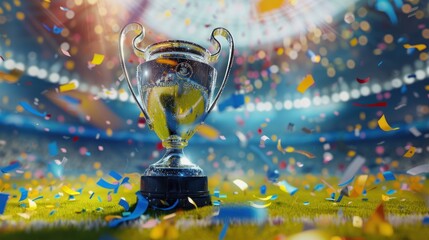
[206,27,235,116]
[119,23,151,122]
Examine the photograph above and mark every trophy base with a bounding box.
[141,175,211,210]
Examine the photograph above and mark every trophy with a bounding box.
[119,23,234,209]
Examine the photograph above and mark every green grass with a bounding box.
[0,174,428,240]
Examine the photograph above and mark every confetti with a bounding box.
[363,203,393,236]
[249,201,272,208]
[188,197,198,209]
[377,114,399,131]
[218,94,245,112]
[90,53,105,65]
[52,25,63,34]
[254,195,277,201]
[219,222,229,240]
[349,175,368,198]
[19,188,28,201]
[61,48,71,57]
[28,199,37,210]
[339,156,366,186]
[0,193,9,214]
[48,141,58,156]
[59,82,77,92]
[406,164,429,175]
[61,185,80,196]
[233,179,249,191]
[118,198,129,211]
[277,180,298,196]
[1,161,21,173]
[403,43,427,51]
[109,170,123,181]
[409,127,422,137]
[375,0,398,25]
[109,191,148,227]
[353,102,387,107]
[97,178,120,192]
[196,124,220,140]
[403,146,416,158]
[296,74,315,94]
[356,77,370,84]
[382,171,396,181]
[19,101,47,117]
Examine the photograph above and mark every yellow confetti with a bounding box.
[187,197,198,209]
[349,175,368,198]
[277,139,285,153]
[257,0,285,14]
[296,74,315,94]
[28,199,37,210]
[285,146,295,153]
[254,195,275,201]
[196,124,219,140]
[403,146,416,158]
[381,194,391,201]
[403,43,427,51]
[353,216,363,228]
[249,201,272,208]
[90,53,105,65]
[61,185,80,196]
[17,213,31,219]
[233,179,249,191]
[59,82,77,92]
[364,203,393,237]
[377,114,399,131]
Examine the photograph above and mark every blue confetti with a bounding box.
[423,216,429,225]
[386,189,397,195]
[375,0,398,25]
[218,94,245,112]
[59,95,81,105]
[109,171,123,181]
[303,201,310,205]
[1,162,21,173]
[219,222,229,240]
[48,141,58,156]
[97,178,120,191]
[378,61,383,67]
[338,176,354,187]
[121,177,130,185]
[118,198,130,211]
[108,191,149,228]
[32,196,44,201]
[313,183,325,192]
[98,196,102,202]
[19,101,46,117]
[277,180,298,196]
[336,194,344,202]
[19,188,28,201]
[49,210,57,216]
[260,185,266,195]
[0,193,9,214]
[53,25,64,34]
[383,171,396,181]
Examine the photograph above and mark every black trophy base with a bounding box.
[141,175,211,210]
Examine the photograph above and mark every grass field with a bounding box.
[0,173,428,240]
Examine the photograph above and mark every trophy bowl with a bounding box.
[119,23,234,209]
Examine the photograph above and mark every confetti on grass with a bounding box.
[109,191,148,227]
[233,179,249,191]
[0,193,9,214]
[382,171,396,181]
[277,180,298,196]
[118,198,129,211]
[339,156,366,186]
[61,185,80,196]
[249,201,272,208]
